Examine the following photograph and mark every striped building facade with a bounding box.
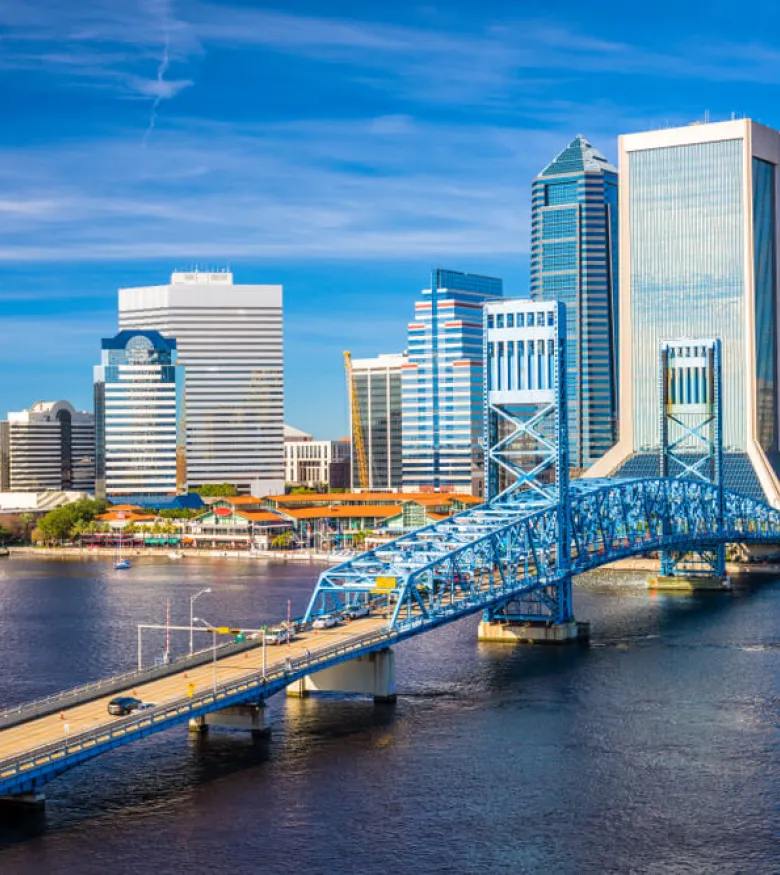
[402,269,503,495]
[3,401,94,492]
[531,135,619,470]
[118,272,284,496]
[94,330,183,498]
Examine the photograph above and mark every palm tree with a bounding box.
[19,512,35,544]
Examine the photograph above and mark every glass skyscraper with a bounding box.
[402,269,503,494]
[531,135,619,470]
[94,330,184,498]
[589,119,780,505]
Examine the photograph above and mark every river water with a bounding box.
[0,556,777,874]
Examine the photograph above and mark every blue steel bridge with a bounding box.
[1,305,778,804]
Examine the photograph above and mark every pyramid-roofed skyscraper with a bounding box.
[531,135,619,470]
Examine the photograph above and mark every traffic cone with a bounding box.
[60,711,65,720]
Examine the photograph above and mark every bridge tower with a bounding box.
[479,299,578,642]
[656,338,727,588]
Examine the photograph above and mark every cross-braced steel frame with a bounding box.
[659,339,726,578]
[304,476,780,635]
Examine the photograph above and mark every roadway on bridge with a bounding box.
[0,616,387,764]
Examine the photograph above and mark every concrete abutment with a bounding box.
[286,647,396,703]
[650,575,731,592]
[0,791,46,810]
[478,619,589,645]
[189,703,269,737]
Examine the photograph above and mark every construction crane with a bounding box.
[344,351,369,490]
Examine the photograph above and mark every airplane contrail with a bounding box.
[142,33,171,147]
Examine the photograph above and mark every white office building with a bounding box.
[94,330,184,498]
[283,424,350,488]
[118,271,284,496]
[1,400,94,492]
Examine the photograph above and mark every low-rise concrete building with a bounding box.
[283,425,350,489]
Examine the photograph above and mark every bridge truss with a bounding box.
[305,476,780,634]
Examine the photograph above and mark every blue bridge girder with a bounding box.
[305,476,780,633]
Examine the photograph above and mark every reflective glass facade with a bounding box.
[531,136,618,470]
[94,330,184,497]
[628,139,745,451]
[753,157,778,456]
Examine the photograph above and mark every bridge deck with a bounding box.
[0,616,387,766]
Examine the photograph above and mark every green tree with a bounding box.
[0,525,11,545]
[19,512,35,542]
[157,507,199,520]
[351,529,371,548]
[69,521,87,543]
[271,530,294,550]
[38,498,109,545]
[289,486,319,495]
[196,484,238,497]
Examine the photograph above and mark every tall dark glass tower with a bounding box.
[531,135,619,471]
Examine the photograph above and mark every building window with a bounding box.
[545,181,578,206]
[542,208,577,238]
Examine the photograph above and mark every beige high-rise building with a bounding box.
[589,119,780,506]
[119,271,284,496]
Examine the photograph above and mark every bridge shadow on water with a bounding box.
[0,696,401,849]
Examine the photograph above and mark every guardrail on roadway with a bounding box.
[0,632,278,731]
[0,626,398,796]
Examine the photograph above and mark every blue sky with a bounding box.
[2,0,780,437]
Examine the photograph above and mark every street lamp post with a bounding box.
[212,629,217,692]
[189,588,212,654]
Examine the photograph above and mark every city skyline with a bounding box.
[3,1,780,436]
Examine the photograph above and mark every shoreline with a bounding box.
[6,545,339,563]
[5,547,780,576]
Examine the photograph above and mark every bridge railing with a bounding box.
[0,633,280,731]
[0,625,398,793]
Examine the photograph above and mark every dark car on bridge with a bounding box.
[107,696,143,716]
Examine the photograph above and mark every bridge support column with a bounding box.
[0,792,46,810]
[189,703,269,737]
[650,574,730,592]
[478,619,586,644]
[286,648,396,703]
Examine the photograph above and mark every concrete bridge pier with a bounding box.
[286,648,396,703]
[0,791,46,810]
[189,702,269,737]
[650,574,731,592]
[477,619,586,644]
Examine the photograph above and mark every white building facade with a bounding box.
[2,401,94,492]
[94,330,184,498]
[118,272,284,496]
[283,424,350,488]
